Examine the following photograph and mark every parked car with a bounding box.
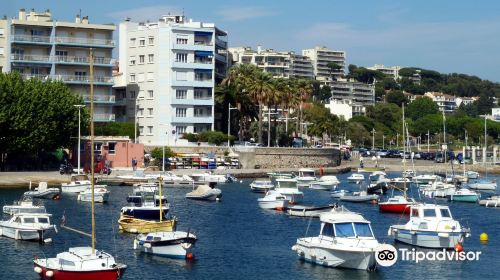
[434,153,444,163]
[377,149,388,157]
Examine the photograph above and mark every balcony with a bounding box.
[172,61,213,70]
[12,35,51,45]
[215,38,227,49]
[171,98,213,106]
[82,95,116,103]
[171,116,213,123]
[54,56,112,66]
[54,37,115,48]
[55,75,114,85]
[10,54,51,64]
[94,113,115,122]
[172,43,213,52]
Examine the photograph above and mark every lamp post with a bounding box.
[371,128,375,150]
[427,130,430,152]
[134,104,139,144]
[267,110,279,147]
[74,104,85,175]
[382,135,385,150]
[227,104,237,147]
[163,131,167,172]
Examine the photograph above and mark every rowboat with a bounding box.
[118,215,176,234]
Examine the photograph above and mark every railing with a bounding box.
[12,35,51,43]
[194,41,213,46]
[94,113,115,121]
[11,54,51,62]
[82,95,115,102]
[21,74,113,84]
[11,54,111,64]
[54,37,115,46]
[194,96,212,100]
[194,77,212,82]
[194,59,213,64]
[194,114,212,117]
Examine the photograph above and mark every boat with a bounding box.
[367,173,390,194]
[118,215,176,233]
[412,174,439,185]
[134,231,197,259]
[275,178,303,204]
[330,190,350,198]
[369,171,387,183]
[23,182,60,199]
[185,184,222,201]
[0,212,56,241]
[3,196,46,215]
[296,168,317,187]
[61,174,93,193]
[479,196,500,207]
[291,206,380,270]
[287,204,338,217]
[469,180,497,191]
[309,175,339,191]
[420,180,456,198]
[389,177,410,190]
[450,188,480,203]
[465,171,479,180]
[388,204,470,248]
[249,179,275,193]
[190,172,232,183]
[77,186,110,203]
[267,171,296,180]
[257,190,288,210]
[402,170,416,178]
[347,173,365,184]
[340,191,379,203]
[379,196,417,214]
[122,185,170,220]
[33,48,126,280]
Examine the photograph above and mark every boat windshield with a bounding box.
[423,209,437,217]
[440,209,451,218]
[334,222,373,238]
[334,223,355,237]
[301,171,315,177]
[353,223,373,237]
[321,222,334,237]
[38,217,49,224]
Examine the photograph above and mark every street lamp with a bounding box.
[74,104,85,174]
[267,110,279,147]
[134,104,139,144]
[382,135,385,150]
[427,130,430,152]
[371,128,376,150]
[159,123,170,173]
[227,104,237,147]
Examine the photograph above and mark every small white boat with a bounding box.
[275,178,303,204]
[0,212,56,241]
[450,188,480,203]
[369,171,387,183]
[479,196,500,207]
[309,175,339,191]
[250,179,275,193]
[287,204,338,217]
[61,174,93,193]
[3,197,46,215]
[77,186,110,203]
[257,190,288,210]
[465,171,479,179]
[389,177,410,190]
[469,180,497,190]
[388,204,470,248]
[330,190,350,198]
[347,173,365,184]
[296,168,317,187]
[412,174,439,185]
[291,206,380,270]
[134,231,197,259]
[402,170,416,178]
[185,184,222,201]
[190,172,231,183]
[420,180,456,198]
[23,182,60,199]
[340,191,379,203]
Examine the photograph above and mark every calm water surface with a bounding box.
[0,172,499,279]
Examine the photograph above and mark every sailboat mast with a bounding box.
[402,103,407,198]
[159,177,163,223]
[89,48,95,254]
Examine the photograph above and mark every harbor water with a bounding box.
[0,172,499,279]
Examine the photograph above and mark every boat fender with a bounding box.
[410,230,417,235]
[34,267,42,274]
[133,239,137,250]
[182,243,192,249]
[186,252,194,260]
[454,243,463,252]
[45,270,54,277]
[291,245,297,251]
[144,243,152,249]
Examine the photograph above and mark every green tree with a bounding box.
[386,90,408,106]
[406,97,439,120]
[303,102,339,141]
[94,122,136,139]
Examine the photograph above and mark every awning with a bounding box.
[194,31,213,37]
[195,51,213,57]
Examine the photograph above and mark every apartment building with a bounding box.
[367,64,401,80]
[302,46,346,84]
[229,46,314,79]
[424,92,457,113]
[119,15,228,146]
[329,78,375,116]
[0,9,116,121]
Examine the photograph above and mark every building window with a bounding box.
[147,72,154,81]
[176,53,187,63]
[139,126,144,134]
[0,47,4,56]
[139,55,145,64]
[138,108,144,116]
[129,90,136,99]
[94,143,102,155]
[129,56,136,65]
[0,28,4,36]
[147,126,153,135]
[148,108,153,116]
[108,142,116,154]
[176,71,187,81]
[194,90,203,99]
[138,90,144,99]
[138,73,144,82]
[176,89,187,99]
[130,74,136,83]
[147,90,153,99]
[148,54,154,63]
[176,108,187,117]
[75,71,87,80]
[139,39,145,46]
[130,38,136,46]
[176,38,188,44]
[148,37,154,45]
[176,126,186,134]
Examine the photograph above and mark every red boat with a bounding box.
[33,247,126,280]
[378,196,417,214]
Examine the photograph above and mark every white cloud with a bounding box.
[107,5,182,22]
[216,6,276,21]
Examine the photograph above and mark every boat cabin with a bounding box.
[319,212,375,239]
[409,204,453,220]
[276,178,298,189]
[298,168,315,178]
[12,214,51,225]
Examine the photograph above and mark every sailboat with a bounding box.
[33,49,127,279]
[469,116,497,191]
[379,104,417,214]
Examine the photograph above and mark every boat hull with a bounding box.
[0,226,48,241]
[309,182,337,191]
[24,189,60,199]
[280,193,303,204]
[118,217,176,234]
[258,200,288,210]
[287,205,336,217]
[61,185,90,193]
[34,263,126,280]
[479,198,500,207]
[390,228,464,249]
[250,185,274,193]
[469,183,496,190]
[135,237,196,259]
[450,195,479,203]
[378,203,412,214]
[77,192,110,203]
[120,207,169,220]
[340,195,378,203]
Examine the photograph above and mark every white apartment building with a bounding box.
[330,78,375,109]
[0,9,116,121]
[367,64,401,80]
[302,46,346,84]
[119,15,228,146]
[229,46,314,79]
[492,108,500,121]
[325,99,353,120]
[424,92,457,114]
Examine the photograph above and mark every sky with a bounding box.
[5,0,500,82]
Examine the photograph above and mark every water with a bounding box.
[0,172,499,279]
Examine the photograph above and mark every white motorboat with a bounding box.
[347,173,365,184]
[331,190,350,198]
[412,174,439,185]
[61,174,105,193]
[465,171,479,180]
[479,196,500,207]
[185,184,222,201]
[0,212,56,241]
[291,206,380,270]
[309,175,339,191]
[389,177,410,190]
[23,182,60,199]
[77,186,110,203]
[296,168,317,187]
[388,204,470,248]
[369,171,387,183]
[340,191,379,203]
[3,196,46,215]
[275,178,303,204]
[469,180,497,191]
[257,190,288,210]
[250,179,275,193]
[402,170,416,178]
[190,172,232,183]
[420,181,456,198]
[287,204,338,217]
[134,231,197,259]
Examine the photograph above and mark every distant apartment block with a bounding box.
[119,15,228,146]
[302,46,346,84]
[492,108,500,121]
[228,46,313,79]
[0,9,116,121]
[424,92,457,113]
[455,96,478,107]
[367,64,401,80]
[325,99,355,120]
[330,78,375,108]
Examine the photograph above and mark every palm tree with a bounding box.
[295,79,313,137]
[248,71,274,144]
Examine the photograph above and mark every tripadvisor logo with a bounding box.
[375,244,398,267]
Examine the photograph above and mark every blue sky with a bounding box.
[5,0,500,82]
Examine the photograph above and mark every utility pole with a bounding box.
[74,104,85,174]
[427,130,430,152]
[371,128,375,150]
[227,104,237,147]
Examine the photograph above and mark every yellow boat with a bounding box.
[118,215,177,233]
